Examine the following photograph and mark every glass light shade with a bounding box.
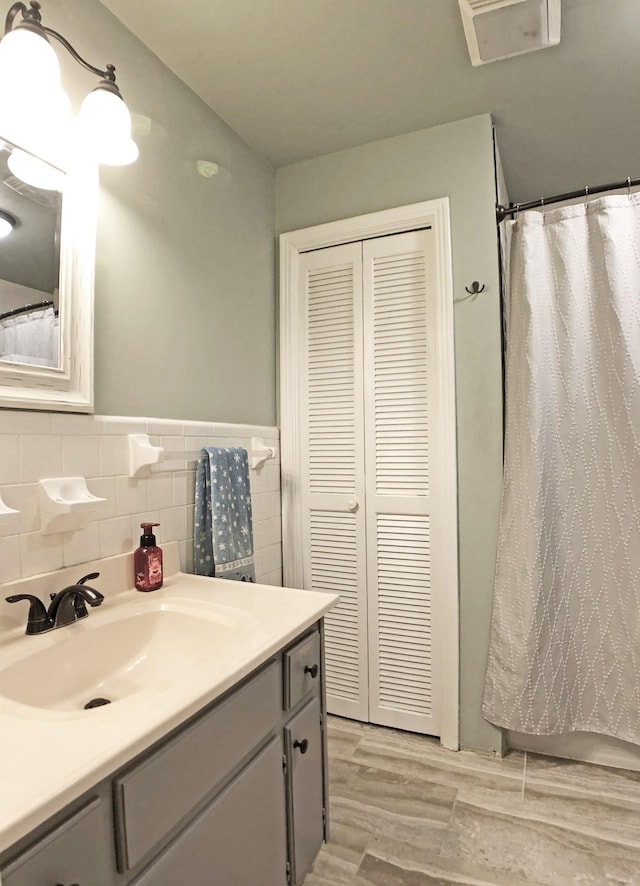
[0,27,60,88]
[0,27,70,152]
[0,211,15,238]
[79,86,138,166]
[7,148,65,191]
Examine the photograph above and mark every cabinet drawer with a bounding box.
[2,797,112,886]
[132,736,288,886]
[284,629,321,709]
[285,696,324,884]
[115,659,280,870]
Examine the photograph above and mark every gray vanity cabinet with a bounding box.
[132,736,288,886]
[0,622,328,886]
[1,797,113,886]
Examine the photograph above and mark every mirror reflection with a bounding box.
[0,138,63,369]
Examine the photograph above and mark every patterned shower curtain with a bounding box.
[483,195,640,743]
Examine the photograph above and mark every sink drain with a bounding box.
[84,697,111,709]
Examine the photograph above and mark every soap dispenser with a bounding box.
[134,522,163,591]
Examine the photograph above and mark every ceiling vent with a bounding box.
[458,0,561,66]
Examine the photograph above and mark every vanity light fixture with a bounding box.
[0,208,14,237]
[0,0,138,166]
[6,146,64,190]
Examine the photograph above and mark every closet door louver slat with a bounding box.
[310,510,362,703]
[299,244,369,722]
[376,513,433,718]
[364,231,440,735]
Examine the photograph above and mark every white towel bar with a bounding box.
[128,434,276,478]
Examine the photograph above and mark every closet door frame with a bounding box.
[280,199,459,750]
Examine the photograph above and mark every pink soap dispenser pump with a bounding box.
[134,522,163,591]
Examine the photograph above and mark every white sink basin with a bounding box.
[0,602,251,712]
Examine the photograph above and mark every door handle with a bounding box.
[347,499,358,512]
[293,738,309,754]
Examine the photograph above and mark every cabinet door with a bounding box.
[115,660,280,870]
[133,736,288,886]
[285,696,324,885]
[2,798,112,886]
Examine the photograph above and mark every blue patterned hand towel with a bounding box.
[194,447,256,582]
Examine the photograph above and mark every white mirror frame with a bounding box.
[0,160,97,412]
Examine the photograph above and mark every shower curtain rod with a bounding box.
[496,175,640,223]
[0,300,55,321]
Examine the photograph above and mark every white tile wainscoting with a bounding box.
[0,413,281,586]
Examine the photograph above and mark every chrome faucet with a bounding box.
[6,571,104,635]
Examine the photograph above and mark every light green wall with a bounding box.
[48,0,276,424]
[275,115,504,753]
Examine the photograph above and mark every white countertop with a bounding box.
[0,552,338,854]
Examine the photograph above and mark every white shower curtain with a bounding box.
[483,195,640,743]
[0,305,58,367]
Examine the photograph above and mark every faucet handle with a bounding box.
[77,571,100,585]
[5,594,52,635]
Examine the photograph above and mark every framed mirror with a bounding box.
[0,138,96,412]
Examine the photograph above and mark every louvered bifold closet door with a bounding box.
[299,244,369,721]
[363,230,440,735]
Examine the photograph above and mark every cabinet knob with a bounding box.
[293,738,309,754]
[304,663,319,679]
[347,499,359,512]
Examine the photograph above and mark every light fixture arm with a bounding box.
[4,0,118,85]
[41,27,116,83]
[3,0,37,35]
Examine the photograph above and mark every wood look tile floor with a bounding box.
[303,716,640,885]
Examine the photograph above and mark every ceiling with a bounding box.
[99,0,640,203]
